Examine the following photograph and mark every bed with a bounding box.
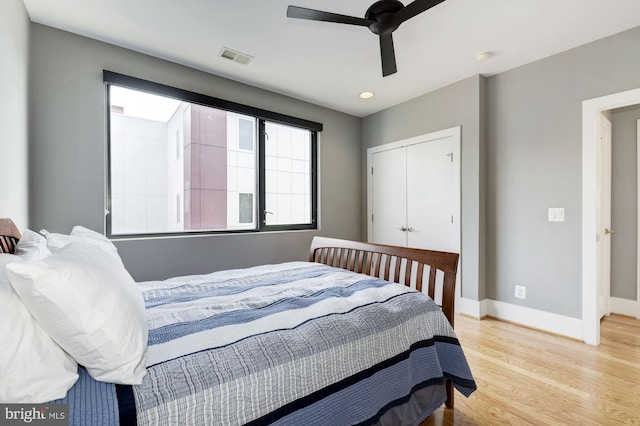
[0,218,476,425]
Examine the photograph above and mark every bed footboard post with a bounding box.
[445,380,454,408]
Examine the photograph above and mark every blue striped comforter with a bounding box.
[59,262,476,425]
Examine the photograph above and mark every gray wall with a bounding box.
[362,75,486,301]
[362,25,640,317]
[29,24,362,281]
[486,26,640,318]
[611,105,640,300]
[23,18,640,315]
[0,0,30,230]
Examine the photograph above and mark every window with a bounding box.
[263,122,313,226]
[104,71,320,237]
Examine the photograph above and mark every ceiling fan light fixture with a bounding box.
[365,0,403,35]
[359,91,375,99]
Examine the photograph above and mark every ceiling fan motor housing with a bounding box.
[365,0,404,35]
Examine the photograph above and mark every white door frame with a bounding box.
[637,120,640,321]
[596,114,612,319]
[582,87,640,345]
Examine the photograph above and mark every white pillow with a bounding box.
[14,229,51,261]
[0,254,78,402]
[6,241,148,384]
[46,226,118,258]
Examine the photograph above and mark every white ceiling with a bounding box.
[22,0,640,117]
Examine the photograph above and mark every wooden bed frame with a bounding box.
[0,218,21,254]
[2,220,461,409]
[309,236,460,408]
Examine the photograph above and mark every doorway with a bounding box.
[582,87,640,345]
[596,113,612,320]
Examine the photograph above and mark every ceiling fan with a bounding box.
[286,0,446,77]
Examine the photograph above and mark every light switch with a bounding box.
[548,208,565,222]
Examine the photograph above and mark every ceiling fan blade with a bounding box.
[379,33,397,77]
[287,5,373,27]
[396,0,446,23]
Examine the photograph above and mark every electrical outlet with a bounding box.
[515,285,526,300]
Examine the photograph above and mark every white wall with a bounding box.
[0,0,30,230]
[166,104,186,232]
[226,113,257,229]
[110,114,170,234]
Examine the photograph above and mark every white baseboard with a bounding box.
[457,298,583,340]
[456,297,487,318]
[610,297,639,318]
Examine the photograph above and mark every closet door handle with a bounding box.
[400,226,408,232]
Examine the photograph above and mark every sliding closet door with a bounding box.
[370,146,407,246]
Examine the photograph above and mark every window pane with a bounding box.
[239,193,254,223]
[238,118,254,151]
[109,86,256,235]
[264,122,312,226]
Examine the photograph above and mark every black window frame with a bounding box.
[258,120,318,232]
[104,70,321,238]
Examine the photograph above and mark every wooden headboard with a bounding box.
[0,218,21,254]
[308,236,459,328]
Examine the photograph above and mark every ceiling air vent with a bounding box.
[219,47,253,65]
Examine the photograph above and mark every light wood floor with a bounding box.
[422,314,640,425]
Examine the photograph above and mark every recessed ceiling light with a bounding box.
[476,51,493,62]
[359,91,374,99]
